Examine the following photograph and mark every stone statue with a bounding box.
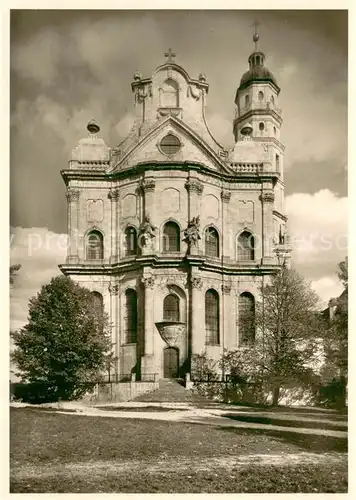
[139,214,156,249]
[183,216,201,247]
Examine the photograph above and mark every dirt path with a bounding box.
[12,452,346,481]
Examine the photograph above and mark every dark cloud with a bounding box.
[10,10,347,235]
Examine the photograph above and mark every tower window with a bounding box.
[238,292,255,345]
[237,231,255,261]
[258,91,264,101]
[160,78,179,108]
[276,154,280,172]
[125,226,137,256]
[256,55,261,65]
[86,230,104,260]
[91,291,104,317]
[259,122,265,132]
[273,126,277,136]
[124,289,138,344]
[163,294,180,322]
[163,221,180,252]
[244,95,249,108]
[205,289,220,345]
[160,134,181,156]
[205,227,219,258]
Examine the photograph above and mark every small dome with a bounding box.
[239,51,279,91]
[71,121,110,163]
[230,137,265,164]
[240,65,278,89]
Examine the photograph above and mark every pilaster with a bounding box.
[260,187,275,264]
[109,282,120,378]
[66,188,80,264]
[108,188,120,263]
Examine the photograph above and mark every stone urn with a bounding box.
[155,321,186,348]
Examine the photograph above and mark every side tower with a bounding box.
[233,29,290,264]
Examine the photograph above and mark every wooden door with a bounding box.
[163,347,179,378]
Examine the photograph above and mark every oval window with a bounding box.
[160,134,181,156]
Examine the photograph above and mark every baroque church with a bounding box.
[60,36,291,382]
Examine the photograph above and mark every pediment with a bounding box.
[110,116,230,174]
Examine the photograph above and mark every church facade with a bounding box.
[60,42,291,382]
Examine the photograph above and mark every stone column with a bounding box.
[108,188,120,263]
[260,187,275,264]
[139,179,156,252]
[185,178,203,220]
[109,283,120,380]
[221,282,233,350]
[190,275,204,355]
[66,188,80,264]
[141,276,155,376]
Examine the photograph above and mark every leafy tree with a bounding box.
[11,275,111,402]
[320,258,348,408]
[10,264,21,285]
[222,265,321,406]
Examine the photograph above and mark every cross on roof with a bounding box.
[251,21,261,51]
[164,48,176,62]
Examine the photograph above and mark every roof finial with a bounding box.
[164,48,176,63]
[252,21,260,51]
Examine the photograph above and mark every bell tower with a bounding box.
[233,24,285,182]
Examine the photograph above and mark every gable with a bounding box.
[110,116,229,174]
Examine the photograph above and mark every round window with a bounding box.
[160,134,181,156]
[259,122,265,131]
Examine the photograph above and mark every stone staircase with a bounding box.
[132,378,209,403]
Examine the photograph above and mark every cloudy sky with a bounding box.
[10,9,348,330]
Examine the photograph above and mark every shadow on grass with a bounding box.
[96,406,187,412]
[221,414,347,432]
[218,426,348,453]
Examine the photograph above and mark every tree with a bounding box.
[11,275,112,402]
[320,258,348,408]
[222,266,321,406]
[10,264,21,285]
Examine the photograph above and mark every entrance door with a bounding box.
[163,347,179,378]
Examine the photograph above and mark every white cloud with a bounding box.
[286,189,347,265]
[10,227,68,331]
[311,276,344,308]
[285,189,347,302]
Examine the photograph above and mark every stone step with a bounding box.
[132,378,209,403]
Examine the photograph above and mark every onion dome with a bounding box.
[239,51,279,92]
[230,122,265,163]
[71,120,110,163]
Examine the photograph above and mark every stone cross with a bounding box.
[164,48,176,62]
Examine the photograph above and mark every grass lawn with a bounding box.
[10,407,347,493]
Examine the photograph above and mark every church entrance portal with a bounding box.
[163,347,179,378]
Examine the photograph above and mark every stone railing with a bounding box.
[229,163,264,173]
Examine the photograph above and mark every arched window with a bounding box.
[160,78,179,108]
[238,292,255,344]
[91,291,104,316]
[270,95,275,106]
[237,231,255,261]
[86,230,104,260]
[163,221,180,253]
[276,154,280,172]
[125,226,137,256]
[259,122,265,132]
[205,289,220,345]
[124,289,137,344]
[258,91,264,101]
[244,94,250,108]
[205,227,219,258]
[163,294,180,322]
